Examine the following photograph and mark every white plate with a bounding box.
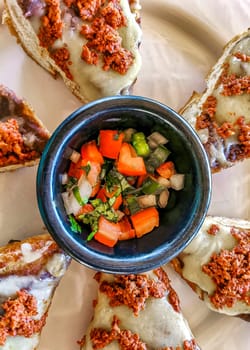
[0,0,250,349]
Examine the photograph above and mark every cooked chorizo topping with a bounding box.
[216,122,235,139]
[155,339,199,350]
[90,315,146,350]
[51,47,73,80]
[0,289,47,345]
[183,339,200,350]
[69,0,104,22]
[97,268,179,316]
[80,13,133,74]
[0,119,38,167]
[234,51,250,62]
[154,267,180,312]
[221,74,250,96]
[103,48,133,74]
[38,0,63,48]
[202,227,250,309]
[207,224,220,235]
[236,116,250,156]
[100,1,127,29]
[195,95,217,130]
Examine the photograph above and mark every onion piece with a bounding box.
[158,189,169,208]
[170,174,185,190]
[61,172,69,185]
[137,194,157,208]
[61,191,81,215]
[77,175,92,200]
[70,150,81,163]
[147,131,168,149]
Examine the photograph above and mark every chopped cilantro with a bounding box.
[81,163,91,175]
[68,215,82,233]
[64,176,77,190]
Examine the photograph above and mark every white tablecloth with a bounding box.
[0,1,249,349]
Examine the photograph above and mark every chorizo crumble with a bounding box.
[90,315,146,350]
[0,289,47,345]
[38,0,63,48]
[202,227,250,309]
[97,268,180,316]
[207,224,220,236]
[234,51,250,62]
[34,0,134,76]
[89,315,199,350]
[0,119,38,167]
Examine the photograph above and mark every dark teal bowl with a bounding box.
[36,96,211,274]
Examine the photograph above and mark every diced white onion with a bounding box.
[156,176,171,188]
[170,174,185,191]
[61,175,92,216]
[158,189,169,208]
[61,173,69,185]
[70,150,81,163]
[147,132,168,149]
[137,195,157,208]
[61,191,81,215]
[78,175,92,199]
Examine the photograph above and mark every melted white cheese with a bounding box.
[181,216,250,315]
[21,241,52,263]
[82,271,196,350]
[0,334,39,350]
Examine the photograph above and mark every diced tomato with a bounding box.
[67,158,84,179]
[136,174,148,188]
[99,130,124,159]
[96,186,123,210]
[94,216,121,247]
[156,161,176,178]
[76,203,94,218]
[81,140,104,164]
[130,207,159,238]
[96,187,107,202]
[118,216,135,240]
[117,143,147,176]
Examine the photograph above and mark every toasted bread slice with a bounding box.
[0,233,71,349]
[3,0,142,103]
[172,216,250,320]
[180,29,250,172]
[79,268,200,350]
[0,84,50,172]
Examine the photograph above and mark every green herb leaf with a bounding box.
[73,186,88,206]
[68,215,82,233]
[81,163,91,175]
[65,176,78,190]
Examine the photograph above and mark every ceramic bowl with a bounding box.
[36,96,211,274]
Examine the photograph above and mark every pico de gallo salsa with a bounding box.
[61,129,185,247]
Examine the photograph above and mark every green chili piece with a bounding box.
[126,196,141,215]
[145,145,171,172]
[142,177,164,195]
[72,186,88,206]
[132,132,150,157]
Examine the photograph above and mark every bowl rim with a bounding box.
[37,95,211,274]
